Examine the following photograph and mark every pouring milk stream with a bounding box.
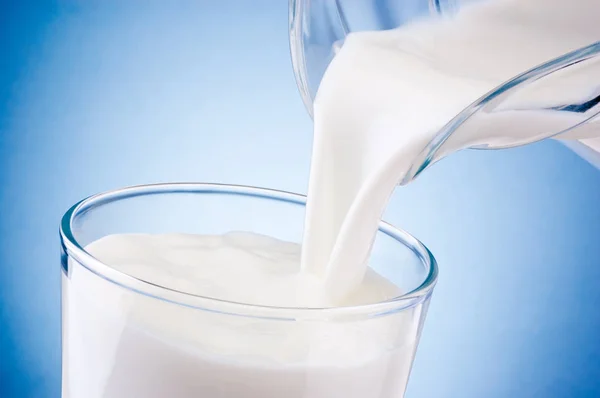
[84,0,600,311]
[301,0,600,302]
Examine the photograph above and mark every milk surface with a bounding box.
[303,0,600,301]
[86,232,400,308]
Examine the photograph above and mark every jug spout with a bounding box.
[289,0,349,119]
[290,0,469,118]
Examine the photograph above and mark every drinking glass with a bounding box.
[60,183,437,398]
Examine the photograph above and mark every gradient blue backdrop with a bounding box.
[1,1,599,397]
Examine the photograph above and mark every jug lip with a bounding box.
[289,0,314,118]
[288,0,452,118]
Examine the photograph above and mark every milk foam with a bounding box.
[302,0,600,302]
[86,232,400,308]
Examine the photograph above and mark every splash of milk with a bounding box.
[302,0,600,302]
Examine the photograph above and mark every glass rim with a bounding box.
[60,183,438,319]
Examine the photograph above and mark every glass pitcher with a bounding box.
[289,0,600,183]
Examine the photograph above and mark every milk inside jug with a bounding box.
[290,0,600,176]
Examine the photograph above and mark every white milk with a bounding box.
[64,0,600,396]
[84,232,399,308]
[303,0,600,302]
[62,233,420,398]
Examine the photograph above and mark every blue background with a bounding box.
[0,1,599,397]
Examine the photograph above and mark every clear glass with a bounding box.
[289,0,600,178]
[60,183,438,398]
